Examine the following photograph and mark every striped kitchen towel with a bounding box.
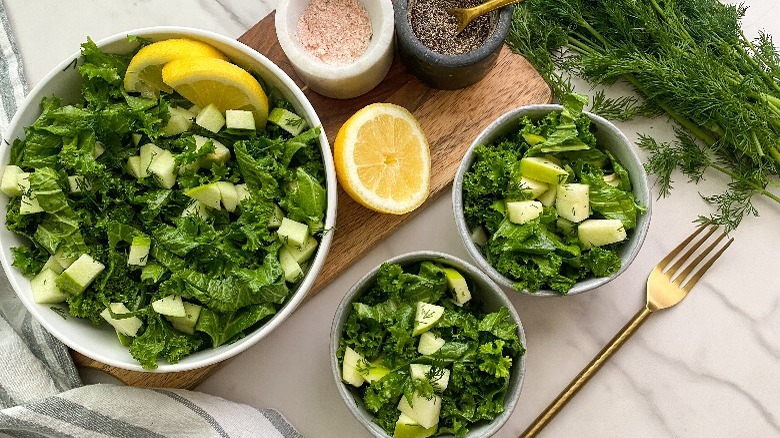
[0,2,301,437]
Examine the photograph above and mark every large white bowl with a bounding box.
[0,27,337,372]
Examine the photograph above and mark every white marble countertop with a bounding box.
[4,1,780,437]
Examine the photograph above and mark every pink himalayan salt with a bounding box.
[296,0,372,66]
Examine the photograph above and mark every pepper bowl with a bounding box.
[394,0,514,89]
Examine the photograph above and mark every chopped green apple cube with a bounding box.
[409,364,450,391]
[215,181,238,213]
[517,176,548,199]
[19,194,43,215]
[225,109,256,130]
[196,103,225,133]
[522,132,547,145]
[268,107,307,136]
[1,165,23,197]
[151,295,186,317]
[52,249,77,269]
[185,183,222,210]
[397,393,442,429]
[556,183,590,223]
[537,184,557,207]
[30,268,68,304]
[147,148,177,189]
[279,247,304,283]
[284,236,318,264]
[418,331,446,355]
[441,267,471,306]
[163,106,194,136]
[506,200,544,225]
[413,302,445,336]
[67,175,91,193]
[519,156,568,185]
[181,200,212,220]
[578,219,627,248]
[268,204,284,228]
[126,156,144,179]
[55,253,105,295]
[470,226,488,247]
[127,235,151,266]
[100,303,143,337]
[277,217,309,247]
[131,133,143,146]
[393,412,436,438]
[166,302,202,335]
[42,255,65,275]
[94,141,105,158]
[360,361,391,384]
[235,183,251,204]
[17,172,43,215]
[139,143,163,178]
[342,346,367,387]
[193,135,230,164]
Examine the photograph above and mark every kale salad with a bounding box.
[337,260,524,437]
[461,95,644,295]
[1,37,328,369]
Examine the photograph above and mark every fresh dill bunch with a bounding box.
[507,0,780,230]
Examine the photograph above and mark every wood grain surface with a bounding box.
[73,12,551,388]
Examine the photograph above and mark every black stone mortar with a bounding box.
[394,0,514,89]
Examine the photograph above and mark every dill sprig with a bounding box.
[507,0,780,230]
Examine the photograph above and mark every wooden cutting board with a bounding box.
[72,12,551,388]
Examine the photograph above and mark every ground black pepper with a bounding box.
[407,0,491,55]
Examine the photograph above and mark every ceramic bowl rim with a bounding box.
[452,103,652,297]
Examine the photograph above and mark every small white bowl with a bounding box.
[0,27,338,372]
[275,0,395,99]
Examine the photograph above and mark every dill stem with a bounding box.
[566,37,597,56]
[751,131,765,157]
[710,161,780,204]
[576,16,608,48]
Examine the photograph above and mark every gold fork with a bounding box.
[520,224,734,438]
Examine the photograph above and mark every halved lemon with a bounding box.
[334,103,431,215]
[123,38,228,96]
[161,57,269,128]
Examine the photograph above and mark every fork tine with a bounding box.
[671,230,727,286]
[680,236,734,293]
[657,224,711,273]
[665,226,718,278]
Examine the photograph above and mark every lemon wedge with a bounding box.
[334,103,431,214]
[123,38,228,96]
[161,57,269,128]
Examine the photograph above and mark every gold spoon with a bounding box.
[447,0,525,35]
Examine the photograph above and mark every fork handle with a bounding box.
[520,306,654,438]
